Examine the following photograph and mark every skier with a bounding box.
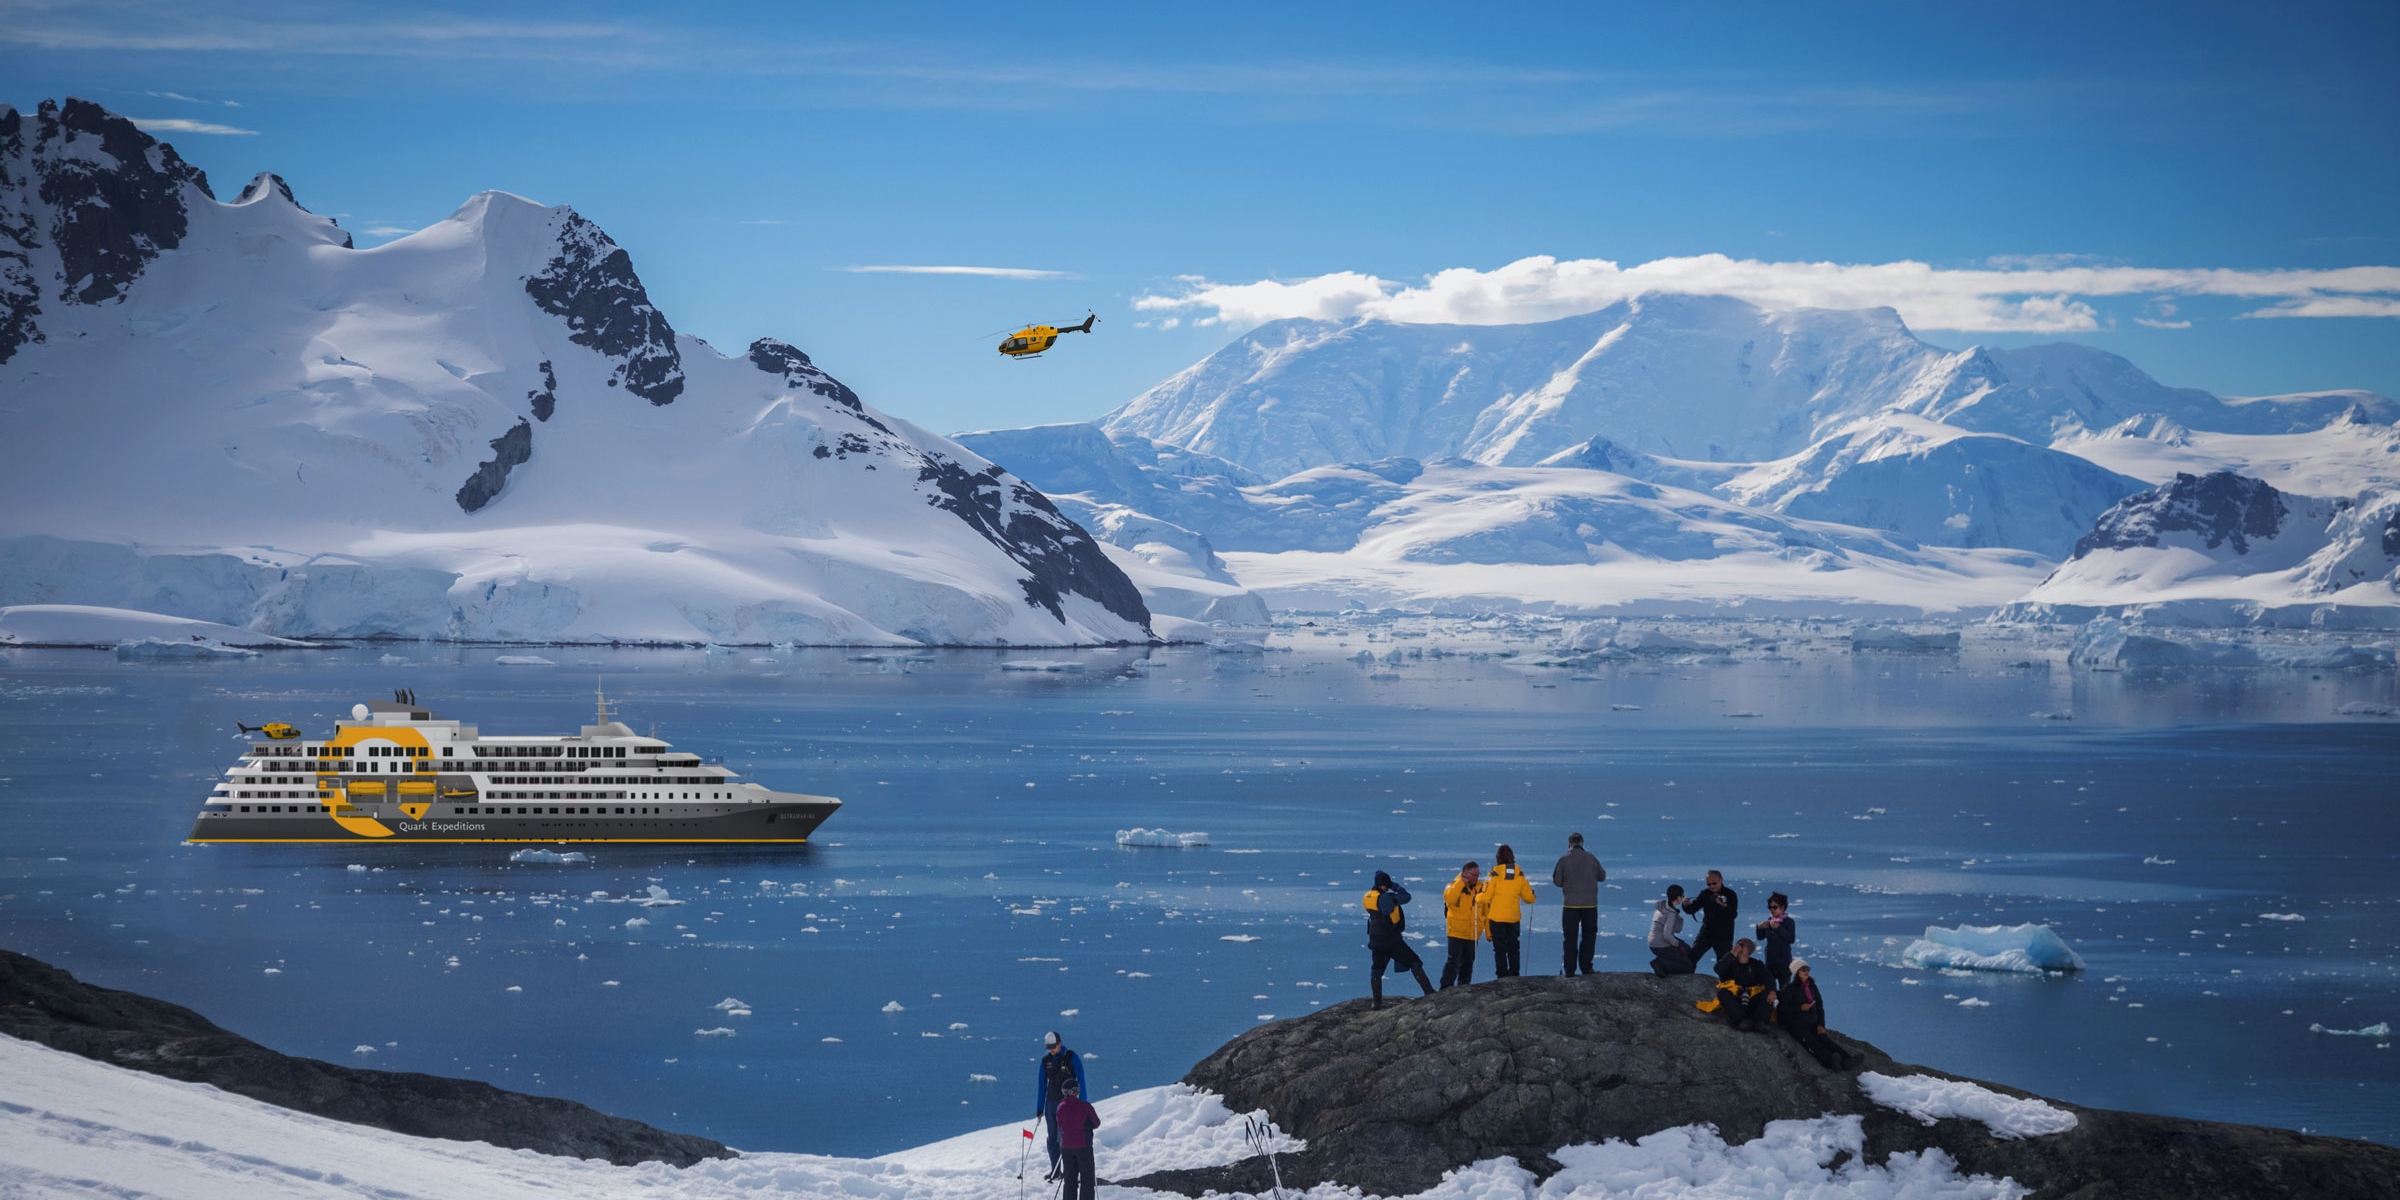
[1484,844,1535,978]
[1053,1077,1102,1200]
[1031,1030,1086,1179]
[1439,860,1486,988]
[1551,831,1606,975]
[1681,870,1740,970]
[1364,870,1435,1008]
[1779,960,1860,1069]
[1648,884,1695,975]
[1754,892,1797,990]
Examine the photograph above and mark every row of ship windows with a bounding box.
[224,789,725,801]
[218,803,715,816]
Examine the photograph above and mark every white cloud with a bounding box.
[129,117,258,136]
[837,265,1073,280]
[1135,253,2400,333]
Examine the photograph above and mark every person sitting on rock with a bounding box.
[1699,937,1773,1030]
[1649,884,1695,976]
[1754,892,1797,990]
[1439,860,1486,989]
[1364,870,1434,1008]
[1778,959,1860,1070]
[1484,844,1535,978]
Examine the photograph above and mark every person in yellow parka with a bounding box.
[1438,860,1487,989]
[1484,843,1536,977]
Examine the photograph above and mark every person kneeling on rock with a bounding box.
[1649,884,1695,976]
[1365,870,1435,1007]
[1779,959,1860,1070]
[1698,938,1773,1030]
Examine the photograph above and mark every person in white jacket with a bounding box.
[1648,884,1694,975]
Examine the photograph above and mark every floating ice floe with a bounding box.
[2309,1022,2392,1037]
[379,653,412,666]
[694,1027,736,1037]
[635,884,684,907]
[508,848,589,865]
[969,1073,996,1083]
[1860,1071,2079,1138]
[623,917,649,929]
[351,1045,375,1055]
[345,864,367,873]
[493,655,554,666]
[1849,628,1961,653]
[1219,935,1259,943]
[714,998,753,1017]
[114,637,259,660]
[1117,828,1209,848]
[2258,912,2306,922]
[1000,659,1084,673]
[1903,923,2085,974]
[881,1001,905,1013]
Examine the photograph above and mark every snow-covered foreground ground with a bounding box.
[0,1034,2040,1199]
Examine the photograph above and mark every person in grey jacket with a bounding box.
[1648,884,1694,975]
[1551,832,1607,975]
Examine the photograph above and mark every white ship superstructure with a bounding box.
[188,689,840,844]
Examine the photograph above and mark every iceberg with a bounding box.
[2069,618,2261,669]
[1902,923,2085,974]
[507,848,589,865]
[1848,628,1961,653]
[113,637,259,660]
[1118,828,1210,848]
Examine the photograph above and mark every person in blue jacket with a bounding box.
[1032,1030,1087,1180]
[1754,892,1798,990]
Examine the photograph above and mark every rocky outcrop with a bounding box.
[0,949,730,1166]
[1126,973,2400,1200]
[750,337,863,413]
[455,418,534,513]
[2073,470,2289,559]
[916,453,1153,631]
[523,208,684,405]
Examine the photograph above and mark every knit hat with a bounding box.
[1373,870,1394,888]
[1062,1079,1080,1095]
[1790,958,1809,973]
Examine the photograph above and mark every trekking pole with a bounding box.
[1018,1120,1033,1200]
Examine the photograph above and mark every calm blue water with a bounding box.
[2,630,2396,1155]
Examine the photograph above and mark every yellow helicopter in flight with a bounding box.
[994,312,1097,360]
[237,721,303,740]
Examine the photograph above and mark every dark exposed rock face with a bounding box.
[1129,973,2400,1200]
[2072,470,2289,559]
[523,209,684,406]
[2384,509,2400,559]
[917,453,1152,631]
[750,337,863,412]
[0,98,215,362]
[456,418,534,513]
[0,949,730,1167]
[528,358,558,421]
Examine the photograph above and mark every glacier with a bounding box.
[0,99,1152,646]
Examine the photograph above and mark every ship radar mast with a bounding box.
[594,679,617,728]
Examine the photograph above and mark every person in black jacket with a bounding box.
[1778,959,1859,1069]
[1708,938,1774,1030]
[1754,892,1797,990]
[1682,871,1740,970]
[1364,871,1434,1008]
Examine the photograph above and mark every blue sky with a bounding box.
[6,0,2397,434]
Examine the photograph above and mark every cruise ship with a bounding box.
[188,689,840,844]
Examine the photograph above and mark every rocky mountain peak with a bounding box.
[2072,470,2290,559]
[520,205,684,406]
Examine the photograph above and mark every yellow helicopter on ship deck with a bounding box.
[995,312,1097,359]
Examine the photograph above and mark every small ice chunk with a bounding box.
[1117,828,1209,848]
[1958,997,1991,1008]
[624,917,649,928]
[1060,1008,1079,1017]
[1220,935,1260,943]
[970,1073,997,1083]
[2309,1022,2392,1037]
[352,1045,375,1054]
[695,1027,736,1037]
[1903,923,2085,973]
[2258,912,2305,922]
[346,864,368,873]
[505,985,522,993]
[494,655,554,666]
[1000,659,1084,672]
[1860,1072,2078,1138]
[714,998,752,1016]
[509,848,589,865]
[882,1000,905,1013]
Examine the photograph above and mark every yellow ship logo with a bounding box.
[400,802,430,820]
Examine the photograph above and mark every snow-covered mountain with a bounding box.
[0,98,1152,645]
[2001,470,2400,624]
[1102,295,2396,480]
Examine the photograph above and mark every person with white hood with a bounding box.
[1648,884,1694,975]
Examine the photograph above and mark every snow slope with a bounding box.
[0,99,1149,645]
[0,603,314,647]
[0,1031,2034,1200]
